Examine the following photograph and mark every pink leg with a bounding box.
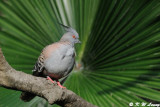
[57,81,66,88]
[47,76,66,88]
[47,76,55,83]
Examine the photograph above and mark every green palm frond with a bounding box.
[0,0,160,107]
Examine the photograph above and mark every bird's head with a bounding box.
[60,24,81,44]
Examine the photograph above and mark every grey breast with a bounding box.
[44,44,75,79]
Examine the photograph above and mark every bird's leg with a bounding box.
[56,80,66,88]
[46,76,55,83]
[47,76,65,88]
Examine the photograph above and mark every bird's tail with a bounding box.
[20,92,36,102]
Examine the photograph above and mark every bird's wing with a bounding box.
[32,42,61,76]
[32,52,45,76]
[32,42,73,77]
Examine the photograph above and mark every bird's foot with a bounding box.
[46,76,55,83]
[46,76,66,88]
[57,81,66,88]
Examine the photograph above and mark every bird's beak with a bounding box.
[76,39,81,44]
[77,39,81,44]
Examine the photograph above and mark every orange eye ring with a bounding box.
[72,35,76,39]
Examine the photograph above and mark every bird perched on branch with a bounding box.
[20,24,81,102]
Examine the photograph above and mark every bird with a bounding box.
[20,24,81,102]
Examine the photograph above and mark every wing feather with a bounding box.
[32,53,45,76]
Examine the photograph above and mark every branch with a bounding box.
[0,48,97,107]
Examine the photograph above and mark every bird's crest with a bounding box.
[59,23,78,37]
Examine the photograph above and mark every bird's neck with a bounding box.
[59,40,75,47]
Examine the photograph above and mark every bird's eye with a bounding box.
[72,35,76,39]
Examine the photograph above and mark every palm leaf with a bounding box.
[0,0,160,107]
